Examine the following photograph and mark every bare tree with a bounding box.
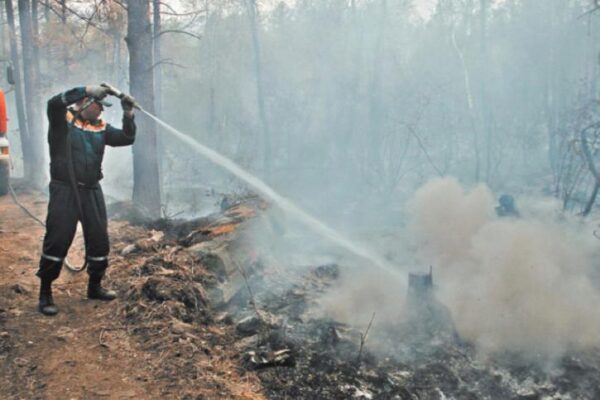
[126,0,161,217]
[245,0,271,181]
[152,0,162,116]
[18,0,45,188]
[0,4,5,58]
[31,0,41,85]
[5,0,38,187]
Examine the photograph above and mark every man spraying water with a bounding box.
[34,81,402,318]
[36,85,136,316]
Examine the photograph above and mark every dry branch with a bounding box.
[357,312,376,363]
[154,29,202,41]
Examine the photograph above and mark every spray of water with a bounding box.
[141,109,403,281]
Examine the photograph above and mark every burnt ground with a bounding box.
[1,189,600,399]
[223,259,600,400]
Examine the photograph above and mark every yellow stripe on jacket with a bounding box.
[65,110,107,132]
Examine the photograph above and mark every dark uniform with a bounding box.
[495,194,520,218]
[37,87,136,283]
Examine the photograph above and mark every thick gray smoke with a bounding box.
[315,176,600,360]
[410,177,600,356]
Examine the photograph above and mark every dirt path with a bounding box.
[0,191,166,399]
[0,191,269,400]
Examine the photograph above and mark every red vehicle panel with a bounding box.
[0,89,7,135]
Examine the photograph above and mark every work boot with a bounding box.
[38,280,58,316]
[87,275,117,301]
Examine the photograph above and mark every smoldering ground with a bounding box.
[277,177,600,363]
[410,177,600,357]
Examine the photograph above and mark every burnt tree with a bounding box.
[126,0,161,217]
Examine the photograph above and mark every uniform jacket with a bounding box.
[47,87,136,186]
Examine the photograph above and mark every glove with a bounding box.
[121,95,135,115]
[86,85,109,100]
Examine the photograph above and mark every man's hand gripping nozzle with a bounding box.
[100,83,141,111]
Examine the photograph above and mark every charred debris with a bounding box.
[104,197,600,400]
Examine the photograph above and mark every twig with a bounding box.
[357,312,376,362]
[578,0,600,19]
[145,59,186,73]
[98,328,109,348]
[80,0,106,42]
[408,126,443,177]
[40,0,112,37]
[158,1,177,14]
[110,0,127,10]
[233,261,267,344]
[160,8,207,17]
[154,29,202,41]
[234,260,263,323]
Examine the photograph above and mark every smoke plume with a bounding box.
[410,177,600,356]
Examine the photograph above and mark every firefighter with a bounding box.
[37,85,136,316]
[495,194,520,218]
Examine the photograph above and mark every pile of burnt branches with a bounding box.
[103,199,265,399]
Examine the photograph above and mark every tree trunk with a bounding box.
[31,0,41,83]
[246,0,271,181]
[5,0,31,181]
[152,0,165,196]
[126,0,161,218]
[366,0,387,189]
[546,0,560,177]
[0,3,6,58]
[579,126,600,217]
[43,0,49,22]
[204,12,217,146]
[479,0,492,184]
[152,0,162,116]
[452,23,481,183]
[60,0,68,75]
[18,0,45,188]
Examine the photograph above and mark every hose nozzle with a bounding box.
[100,82,141,110]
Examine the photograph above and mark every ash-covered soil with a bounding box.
[225,259,600,400]
[2,191,599,399]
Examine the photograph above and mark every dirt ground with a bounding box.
[0,190,265,400]
[5,190,600,400]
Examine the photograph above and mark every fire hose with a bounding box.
[8,181,84,272]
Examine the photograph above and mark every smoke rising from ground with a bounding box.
[313,177,600,360]
[410,177,600,357]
